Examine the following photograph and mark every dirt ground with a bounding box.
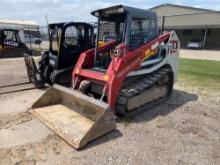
[0,58,219,165]
[180,49,220,61]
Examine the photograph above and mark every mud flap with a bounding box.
[24,53,45,88]
[31,85,116,149]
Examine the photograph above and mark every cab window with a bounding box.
[4,31,17,41]
[64,26,85,46]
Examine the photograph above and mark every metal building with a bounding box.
[149,4,220,49]
[0,19,40,36]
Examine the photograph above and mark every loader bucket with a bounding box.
[31,85,116,149]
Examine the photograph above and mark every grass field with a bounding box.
[178,58,220,90]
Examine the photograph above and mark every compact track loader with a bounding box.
[31,5,180,149]
[25,22,94,88]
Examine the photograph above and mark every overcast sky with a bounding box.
[0,0,220,26]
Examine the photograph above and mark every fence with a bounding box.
[24,26,48,55]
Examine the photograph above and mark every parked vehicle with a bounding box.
[186,39,203,49]
[0,25,31,57]
[24,22,94,88]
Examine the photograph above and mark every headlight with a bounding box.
[49,59,55,65]
[114,44,127,57]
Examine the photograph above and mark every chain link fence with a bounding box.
[24,26,48,55]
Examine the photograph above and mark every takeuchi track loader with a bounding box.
[31,5,180,149]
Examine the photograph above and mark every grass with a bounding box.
[178,59,220,90]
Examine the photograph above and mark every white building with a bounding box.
[0,19,40,36]
[149,4,220,49]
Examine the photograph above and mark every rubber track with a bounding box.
[116,67,171,117]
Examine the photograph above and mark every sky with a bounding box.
[0,0,220,26]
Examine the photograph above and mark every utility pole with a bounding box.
[45,14,51,51]
[45,15,49,27]
[45,14,49,35]
[161,16,165,34]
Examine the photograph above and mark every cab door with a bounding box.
[59,24,84,69]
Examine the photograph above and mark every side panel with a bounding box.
[127,31,180,82]
[105,32,172,112]
[167,31,180,82]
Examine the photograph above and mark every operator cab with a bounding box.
[0,28,23,48]
[0,26,28,58]
[91,5,158,70]
[47,22,94,70]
